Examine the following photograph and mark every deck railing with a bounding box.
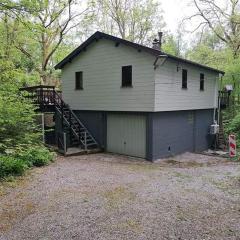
[20,85,99,151]
[20,85,62,108]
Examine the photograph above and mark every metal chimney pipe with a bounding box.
[158,32,163,51]
[152,32,163,50]
[152,38,159,50]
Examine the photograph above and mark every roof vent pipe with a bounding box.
[158,32,163,50]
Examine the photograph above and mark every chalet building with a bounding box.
[54,31,224,161]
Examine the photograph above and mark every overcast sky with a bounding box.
[160,0,193,32]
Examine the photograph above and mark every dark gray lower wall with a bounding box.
[55,109,214,160]
[74,110,106,148]
[148,109,214,161]
[194,109,214,152]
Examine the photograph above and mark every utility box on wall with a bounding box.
[210,123,219,135]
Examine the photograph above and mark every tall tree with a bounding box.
[162,25,186,57]
[186,0,240,58]
[162,35,179,56]
[0,0,87,85]
[86,0,165,45]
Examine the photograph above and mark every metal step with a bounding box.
[87,142,98,147]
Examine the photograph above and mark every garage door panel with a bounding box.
[107,114,146,158]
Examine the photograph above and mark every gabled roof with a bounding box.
[55,31,225,74]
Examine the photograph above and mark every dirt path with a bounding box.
[0,153,239,240]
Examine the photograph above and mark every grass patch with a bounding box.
[173,172,193,180]
[103,186,136,209]
[0,186,5,196]
[0,171,35,199]
[117,219,142,233]
[164,159,180,165]
[106,218,142,234]
[127,163,160,172]
[163,159,206,168]
[0,200,37,233]
[228,155,240,162]
[208,176,240,196]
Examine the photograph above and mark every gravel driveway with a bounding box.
[0,153,239,240]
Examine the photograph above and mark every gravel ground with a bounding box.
[0,152,240,240]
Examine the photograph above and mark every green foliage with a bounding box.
[18,147,55,167]
[162,35,179,56]
[0,7,58,180]
[87,0,165,45]
[0,49,55,179]
[0,60,41,155]
[0,155,28,178]
[0,147,55,179]
[225,112,240,146]
[186,43,228,70]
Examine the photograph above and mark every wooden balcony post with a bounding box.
[40,87,43,105]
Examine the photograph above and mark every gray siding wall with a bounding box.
[154,59,219,111]
[61,39,155,112]
[55,109,213,160]
[60,38,219,113]
[149,109,214,160]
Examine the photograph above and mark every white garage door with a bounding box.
[107,114,146,158]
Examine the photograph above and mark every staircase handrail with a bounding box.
[55,107,86,147]
[53,90,98,146]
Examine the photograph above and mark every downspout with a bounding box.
[217,74,224,124]
[217,88,221,125]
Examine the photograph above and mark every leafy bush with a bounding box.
[225,112,240,146]
[17,147,55,167]
[0,42,56,180]
[0,147,55,179]
[0,155,28,178]
[0,60,41,155]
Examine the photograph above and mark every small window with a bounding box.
[75,71,83,90]
[200,73,204,91]
[122,65,132,87]
[182,69,188,89]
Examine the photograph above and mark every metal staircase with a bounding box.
[54,91,99,150]
[20,85,100,154]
